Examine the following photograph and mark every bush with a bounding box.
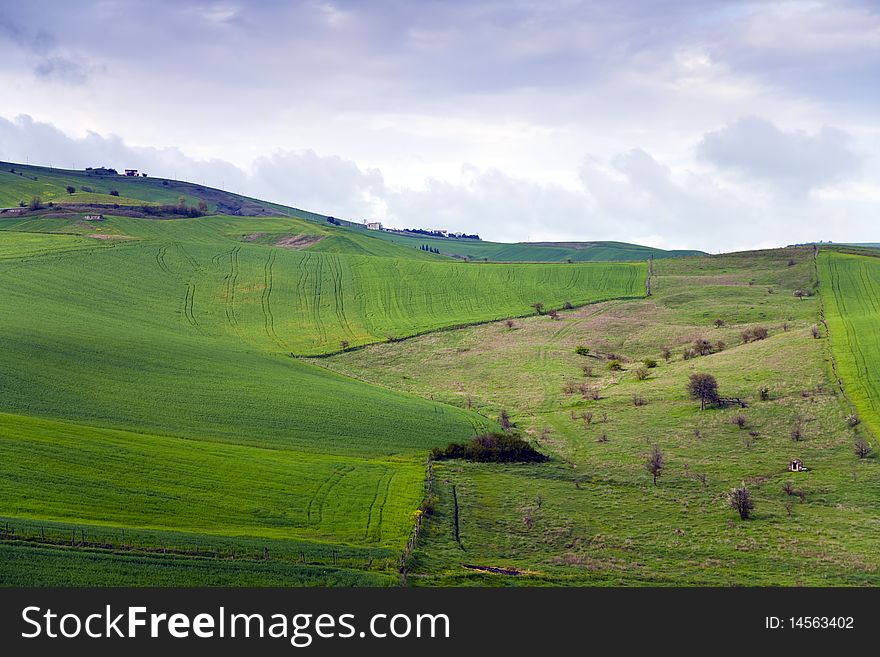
[687,373,719,410]
[109,190,119,196]
[606,360,622,371]
[728,486,754,520]
[810,324,822,339]
[713,319,725,328]
[632,393,647,406]
[531,302,545,315]
[28,196,43,210]
[660,346,671,362]
[793,289,812,299]
[582,364,593,377]
[759,385,770,401]
[741,326,769,343]
[846,413,861,427]
[855,437,872,459]
[634,366,649,381]
[65,185,75,194]
[431,433,548,463]
[575,345,590,356]
[563,301,574,310]
[643,358,658,368]
[731,414,748,429]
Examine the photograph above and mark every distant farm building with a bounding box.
[1,207,25,214]
[789,458,804,472]
[365,221,383,231]
[83,214,104,221]
[124,169,138,177]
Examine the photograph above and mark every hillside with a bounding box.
[1,161,701,262]
[359,230,705,262]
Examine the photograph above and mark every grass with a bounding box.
[0,203,644,584]
[0,543,395,586]
[360,230,704,262]
[818,250,880,440]
[318,247,880,585]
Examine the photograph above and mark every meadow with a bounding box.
[819,251,880,440]
[319,248,880,585]
[0,204,643,584]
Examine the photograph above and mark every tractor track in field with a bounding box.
[364,469,394,544]
[174,242,204,273]
[306,465,354,524]
[260,249,283,347]
[223,246,241,327]
[327,254,355,339]
[182,282,199,328]
[155,246,170,273]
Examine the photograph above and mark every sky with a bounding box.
[1,0,878,252]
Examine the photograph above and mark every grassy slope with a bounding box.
[0,208,644,584]
[1,161,700,263]
[359,229,704,262]
[818,250,880,439]
[317,248,880,585]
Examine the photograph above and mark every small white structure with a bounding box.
[789,458,804,472]
[365,221,383,231]
[124,169,138,177]
[83,214,104,221]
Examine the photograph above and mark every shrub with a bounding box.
[687,373,719,410]
[563,301,574,310]
[646,445,664,484]
[759,386,770,401]
[634,366,649,381]
[531,302,545,315]
[728,486,754,520]
[198,200,209,213]
[575,346,590,356]
[682,347,697,361]
[547,309,560,320]
[810,324,822,339]
[643,358,658,368]
[28,196,43,210]
[693,338,713,356]
[430,433,548,463]
[505,319,515,329]
[713,319,725,328]
[582,364,593,378]
[793,289,811,299]
[65,185,75,194]
[731,414,748,429]
[340,340,349,351]
[791,424,804,442]
[632,393,647,406]
[741,326,769,343]
[855,437,872,459]
[597,433,609,443]
[787,258,796,266]
[499,409,512,431]
[714,340,726,352]
[109,190,119,196]
[846,413,861,427]
[660,346,672,362]
[606,360,622,371]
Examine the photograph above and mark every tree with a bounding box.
[660,346,672,362]
[340,340,350,351]
[855,437,872,459]
[499,409,512,431]
[65,185,75,194]
[687,373,719,410]
[28,196,43,210]
[646,445,664,485]
[728,485,754,520]
[197,200,208,213]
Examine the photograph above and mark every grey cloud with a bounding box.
[0,9,93,84]
[697,116,861,194]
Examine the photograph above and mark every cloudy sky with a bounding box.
[1,0,878,251]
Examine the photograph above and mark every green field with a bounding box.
[0,199,645,584]
[819,251,880,439]
[361,230,705,262]
[319,248,880,585]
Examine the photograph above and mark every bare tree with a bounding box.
[646,445,664,484]
[687,373,719,410]
[499,409,512,431]
[661,346,672,362]
[728,485,754,520]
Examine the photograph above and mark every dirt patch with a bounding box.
[87,233,132,240]
[275,234,325,249]
[242,232,266,242]
[462,563,523,576]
